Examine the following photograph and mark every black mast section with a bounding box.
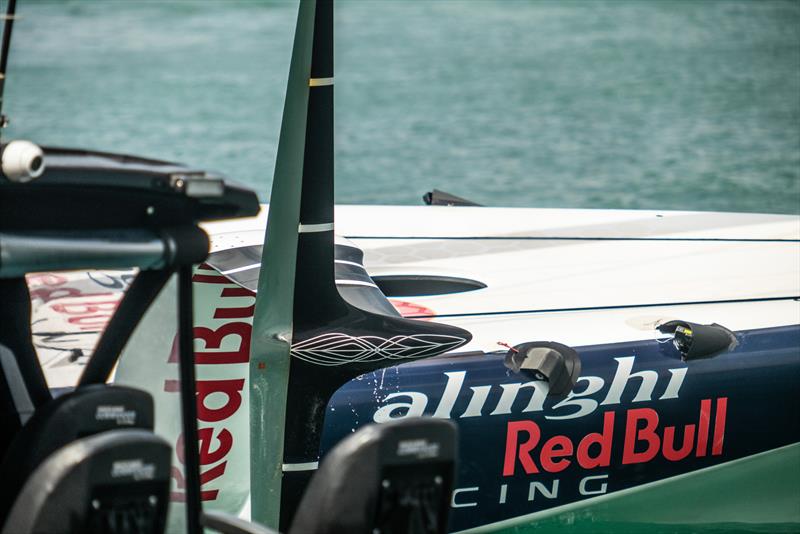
[0,0,17,138]
[276,1,471,530]
[251,0,471,528]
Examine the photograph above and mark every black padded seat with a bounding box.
[0,342,35,458]
[290,418,458,534]
[0,279,51,411]
[2,429,171,534]
[0,384,154,523]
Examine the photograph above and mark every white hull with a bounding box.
[31,205,800,388]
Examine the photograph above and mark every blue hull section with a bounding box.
[321,325,800,531]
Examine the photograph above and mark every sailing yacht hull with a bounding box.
[322,324,799,532]
[29,205,800,532]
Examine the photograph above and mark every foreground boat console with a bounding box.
[0,147,459,534]
[0,148,259,533]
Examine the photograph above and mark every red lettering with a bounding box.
[165,378,247,424]
[214,306,254,319]
[503,420,540,476]
[52,300,119,315]
[663,424,696,461]
[66,315,111,331]
[712,397,727,455]
[221,286,255,298]
[30,286,110,303]
[192,273,231,284]
[192,264,232,284]
[194,322,251,364]
[540,435,572,473]
[26,273,67,287]
[213,287,255,319]
[622,408,660,465]
[174,432,229,502]
[198,427,233,465]
[196,379,245,422]
[167,335,180,364]
[577,411,615,469]
[200,462,226,489]
[170,462,222,502]
[696,398,712,457]
[192,264,231,284]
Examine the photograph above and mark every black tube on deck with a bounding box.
[177,264,202,533]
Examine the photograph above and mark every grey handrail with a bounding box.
[0,230,166,277]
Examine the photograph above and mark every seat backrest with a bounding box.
[0,342,35,458]
[290,418,458,534]
[0,383,154,524]
[0,278,52,410]
[2,429,171,534]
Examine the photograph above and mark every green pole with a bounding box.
[249,0,316,528]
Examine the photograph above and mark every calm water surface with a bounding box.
[6,0,800,213]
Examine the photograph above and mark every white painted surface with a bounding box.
[203,204,800,324]
[32,206,800,389]
[202,205,800,242]
[24,205,799,526]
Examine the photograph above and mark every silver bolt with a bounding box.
[91,499,101,510]
[381,479,390,489]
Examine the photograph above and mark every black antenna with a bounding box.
[0,0,17,139]
[249,0,472,529]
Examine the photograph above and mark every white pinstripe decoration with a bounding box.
[290,333,467,366]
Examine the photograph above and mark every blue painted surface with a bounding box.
[321,325,800,531]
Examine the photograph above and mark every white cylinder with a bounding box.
[1,140,46,182]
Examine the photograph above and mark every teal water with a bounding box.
[5,0,800,213]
